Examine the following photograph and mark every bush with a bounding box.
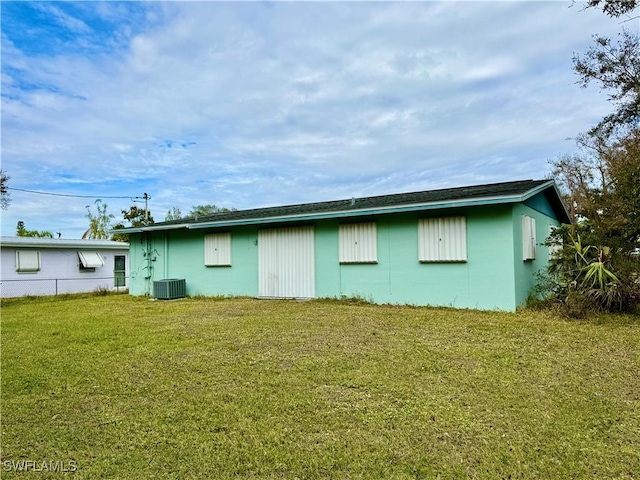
[540,228,640,316]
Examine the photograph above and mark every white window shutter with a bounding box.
[16,251,41,272]
[522,216,536,261]
[204,232,232,266]
[339,223,377,263]
[419,217,466,262]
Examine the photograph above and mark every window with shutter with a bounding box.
[204,233,232,266]
[339,223,377,264]
[522,216,537,261]
[15,250,41,273]
[418,217,467,262]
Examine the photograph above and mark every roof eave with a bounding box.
[1,240,129,249]
[121,180,571,234]
[519,180,572,224]
[109,223,192,234]
[186,194,528,230]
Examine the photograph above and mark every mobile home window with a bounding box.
[16,250,41,273]
[78,252,105,271]
[204,232,232,266]
[522,215,537,261]
[418,216,467,262]
[339,222,377,264]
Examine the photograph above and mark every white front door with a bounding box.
[258,226,315,298]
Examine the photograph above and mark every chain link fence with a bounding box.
[0,277,129,298]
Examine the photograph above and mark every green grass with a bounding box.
[1,295,639,479]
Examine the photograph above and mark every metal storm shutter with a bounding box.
[258,226,315,298]
[522,216,536,261]
[204,232,232,266]
[419,217,466,262]
[16,250,41,272]
[339,222,377,263]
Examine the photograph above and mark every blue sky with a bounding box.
[0,1,625,238]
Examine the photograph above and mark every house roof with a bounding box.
[0,237,129,249]
[115,179,571,234]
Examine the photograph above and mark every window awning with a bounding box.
[78,251,104,268]
[16,251,41,272]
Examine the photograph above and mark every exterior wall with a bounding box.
[324,207,516,310]
[129,227,259,297]
[128,204,524,310]
[512,193,563,307]
[1,246,129,298]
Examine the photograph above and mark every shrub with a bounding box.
[542,228,639,316]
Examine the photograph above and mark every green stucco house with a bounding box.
[119,179,570,311]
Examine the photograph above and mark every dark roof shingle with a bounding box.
[153,179,555,228]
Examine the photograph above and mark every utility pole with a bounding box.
[144,192,149,225]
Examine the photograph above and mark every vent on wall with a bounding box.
[153,279,186,300]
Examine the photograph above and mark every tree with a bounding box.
[584,0,638,17]
[121,205,154,227]
[605,129,640,246]
[111,205,154,242]
[542,0,640,314]
[1,170,10,210]
[16,221,53,238]
[553,131,639,248]
[550,152,595,222]
[186,204,235,219]
[566,0,640,248]
[573,30,640,139]
[82,199,114,240]
[548,129,640,312]
[165,207,183,221]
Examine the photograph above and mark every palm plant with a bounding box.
[564,234,622,310]
[82,200,114,240]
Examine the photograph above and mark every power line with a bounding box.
[7,187,145,200]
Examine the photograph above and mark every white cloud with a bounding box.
[35,3,91,34]
[0,1,625,237]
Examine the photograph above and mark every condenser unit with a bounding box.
[153,279,186,300]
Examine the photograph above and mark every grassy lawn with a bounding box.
[1,295,639,479]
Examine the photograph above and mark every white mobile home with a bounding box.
[0,237,129,298]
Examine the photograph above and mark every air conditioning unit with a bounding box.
[153,279,186,300]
